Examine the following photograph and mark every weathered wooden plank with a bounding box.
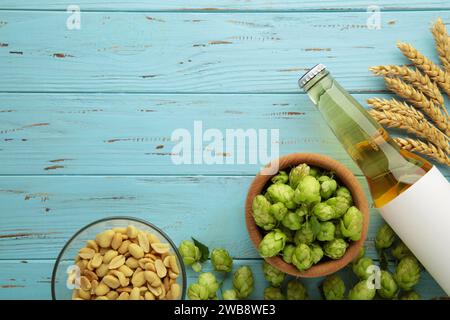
[1,93,448,175]
[1,1,449,11]
[0,175,440,261]
[0,11,448,93]
[0,259,444,300]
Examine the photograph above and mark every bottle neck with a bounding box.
[304,73,427,183]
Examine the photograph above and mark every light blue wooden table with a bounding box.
[0,1,449,299]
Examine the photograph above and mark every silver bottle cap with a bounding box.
[298,64,327,89]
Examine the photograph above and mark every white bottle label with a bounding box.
[379,166,450,295]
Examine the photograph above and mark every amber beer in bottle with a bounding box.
[299,64,450,294]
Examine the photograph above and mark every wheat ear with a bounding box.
[383,77,449,135]
[431,18,450,72]
[394,137,450,166]
[370,65,444,107]
[397,42,450,97]
[368,107,449,153]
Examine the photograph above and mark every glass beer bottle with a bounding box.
[299,64,450,294]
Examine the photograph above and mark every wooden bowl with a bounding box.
[245,153,369,278]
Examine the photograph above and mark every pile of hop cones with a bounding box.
[369,18,450,166]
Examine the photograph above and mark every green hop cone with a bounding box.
[222,289,238,300]
[326,196,351,218]
[312,202,336,222]
[322,274,346,300]
[187,283,209,300]
[391,241,413,261]
[281,211,303,231]
[378,270,398,299]
[264,287,285,300]
[294,176,321,206]
[348,280,376,300]
[211,248,233,273]
[262,261,286,287]
[178,240,201,266]
[394,256,421,291]
[258,229,287,258]
[286,280,308,300]
[310,243,324,264]
[271,171,289,184]
[317,221,335,241]
[352,257,374,280]
[375,223,396,249]
[400,291,421,300]
[269,202,288,221]
[323,239,348,260]
[252,195,276,231]
[198,272,220,299]
[294,221,316,245]
[309,167,321,178]
[335,186,353,204]
[320,178,337,200]
[233,266,254,299]
[266,184,296,209]
[289,164,310,189]
[292,244,313,271]
[282,244,296,264]
[340,206,363,241]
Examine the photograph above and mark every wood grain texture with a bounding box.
[1,93,448,175]
[0,259,445,300]
[0,175,432,261]
[0,11,449,93]
[1,1,449,11]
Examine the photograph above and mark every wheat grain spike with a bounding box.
[431,17,450,72]
[370,65,444,107]
[383,77,449,135]
[397,42,450,97]
[394,137,450,166]
[368,107,449,153]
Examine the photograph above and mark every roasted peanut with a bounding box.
[128,243,144,259]
[108,255,125,269]
[95,230,115,248]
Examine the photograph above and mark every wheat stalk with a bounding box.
[431,18,450,72]
[368,107,449,153]
[370,65,444,107]
[397,42,450,97]
[394,137,450,166]
[383,77,449,135]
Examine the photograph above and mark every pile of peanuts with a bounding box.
[69,225,182,300]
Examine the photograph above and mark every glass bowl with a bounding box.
[51,217,186,300]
